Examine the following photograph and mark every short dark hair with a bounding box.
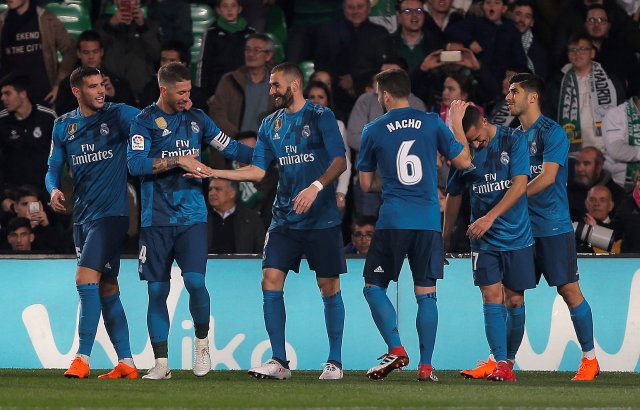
[352,214,378,232]
[509,72,545,98]
[567,32,593,47]
[397,0,424,11]
[0,73,30,93]
[462,105,483,133]
[7,217,32,234]
[304,80,333,108]
[272,62,304,84]
[70,66,102,89]
[375,68,411,99]
[586,4,608,16]
[381,56,408,72]
[76,30,103,49]
[447,72,474,101]
[512,0,536,11]
[15,185,39,202]
[158,62,191,87]
[161,40,191,66]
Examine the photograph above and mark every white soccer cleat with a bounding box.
[248,359,291,380]
[319,362,343,380]
[142,358,172,380]
[193,337,211,377]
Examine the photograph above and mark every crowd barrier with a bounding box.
[1,255,638,371]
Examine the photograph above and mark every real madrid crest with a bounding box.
[302,125,311,138]
[68,123,77,136]
[529,141,537,154]
[155,117,167,130]
[191,121,200,133]
[500,151,510,165]
[100,123,110,136]
[274,117,282,132]
[33,126,42,139]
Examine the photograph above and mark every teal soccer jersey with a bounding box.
[128,104,252,227]
[447,126,534,251]
[46,103,140,223]
[519,115,573,237]
[252,101,345,230]
[357,107,463,231]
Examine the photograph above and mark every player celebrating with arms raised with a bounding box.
[357,69,472,382]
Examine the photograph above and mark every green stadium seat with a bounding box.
[299,60,315,85]
[103,4,147,18]
[0,4,7,14]
[265,4,287,46]
[191,3,215,36]
[191,33,203,78]
[45,2,91,40]
[265,33,284,64]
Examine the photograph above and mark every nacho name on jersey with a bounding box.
[71,143,113,166]
[278,144,315,166]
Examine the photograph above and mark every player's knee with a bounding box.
[99,277,119,298]
[183,272,206,293]
[148,281,170,301]
[317,277,340,297]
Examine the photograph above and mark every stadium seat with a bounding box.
[265,33,285,65]
[299,60,315,85]
[191,33,203,78]
[265,4,287,46]
[191,3,215,36]
[45,2,91,40]
[0,4,7,14]
[103,4,147,18]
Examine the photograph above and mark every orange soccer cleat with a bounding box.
[98,361,139,379]
[572,357,600,381]
[460,356,497,379]
[64,356,90,379]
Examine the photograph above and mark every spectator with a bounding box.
[285,0,343,64]
[139,40,208,110]
[309,70,332,88]
[206,178,265,254]
[95,0,162,100]
[423,0,464,51]
[438,72,483,130]
[4,217,36,252]
[602,90,640,189]
[2,186,61,252]
[585,5,640,95]
[314,0,390,120]
[304,80,352,215]
[613,169,640,252]
[445,0,527,86]
[196,0,256,98]
[0,0,75,105]
[369,0,399,33]
[568,146,625,221]
[147,0,193,48]
[0,74,56,194]
[343,214,377,255]
[576,185,622,253]
[209,33,275,137]
[511,0,549,79]
[385,0,441,72]
[231,131,278,229]
[55,30,135,115]
[554,33,624,153]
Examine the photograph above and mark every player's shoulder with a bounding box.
[262,107,286,125]
[54,109,79,126]
[34,104,57,119]
[134,104,159,125]
[185,107,208,122]
[538,115,562,134]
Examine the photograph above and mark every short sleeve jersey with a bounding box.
[519,115,573,237]
[252,101,345,230]
[357,107,463,230]
[128,104,240,227]
[48,103,140,224]
[447,125,534,251]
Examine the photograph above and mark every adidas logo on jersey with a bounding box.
[374,266,385,273]
[162,129,172,136]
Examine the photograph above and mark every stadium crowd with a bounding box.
[2,0,640,254]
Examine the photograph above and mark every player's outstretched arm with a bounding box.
[151,155,215,178]
[467,174,528,240]
[213,165,266,183]
[527,161,559,197]
[443,193,462,253]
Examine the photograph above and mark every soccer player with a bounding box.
[46,66,140,379]
[357,69,472,382]
[127,62,253,380]
[444,102,536,382]
[211,62,348,380]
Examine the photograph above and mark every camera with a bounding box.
[572,221,615,252]
[28,201,40,214]
[440,50,462,63]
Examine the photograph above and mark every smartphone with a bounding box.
[119,0,132,15]
[28,201,40,214]
[440,50,462,63]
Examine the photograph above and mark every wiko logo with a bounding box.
[21,268,297,370]
[517,270,640,371]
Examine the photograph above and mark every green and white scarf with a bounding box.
[558,61,616,152]
[626,97,640,183]
[232,160,263,208]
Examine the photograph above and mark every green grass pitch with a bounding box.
[1,369,639,409]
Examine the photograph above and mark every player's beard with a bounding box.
[274,87,294,109]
